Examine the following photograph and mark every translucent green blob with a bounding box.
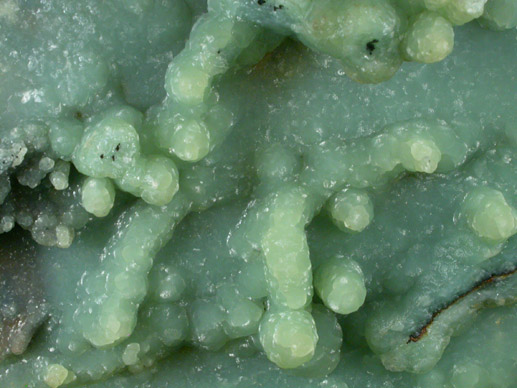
[401,11,454,63]
[259,309,319,369]
[138,155,180,206]
[463,187,517,242]
[261,186,313,310]
[166,65,211,106]
[2,0,517,387]
[327,189,374,233]
[49,160,71,190]
[299,0,404,83]
[73,116,141,180]
[44,364,75,388]
[314,257,367,315]
[74,194,191,347]
[170,119,211,162]
[81,177,116,218]
[122,343,141,366]
[291,304,343,378]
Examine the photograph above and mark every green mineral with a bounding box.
[0,0,517,387]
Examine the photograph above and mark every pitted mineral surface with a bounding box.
[0,0,517,387]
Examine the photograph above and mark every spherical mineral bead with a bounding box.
[44,364,74,388]
[328,189,374,233]
[314,256,367,315]
[31,213,59,246]
[55,224,74,249]
[304,0,404,83]
[73,117,141,179]
[463,187,517,242]
[170,118,210,162]
[258,310,318,369]
[122,343,141,366]
[401,11,454,63]
[165,62,211,106]
[81,177,116,218]
[51,176,68,193]
[0,215,15,233]
[38,156,55,172]
[49,161,71,190]
[140,155,179,206]
[399,137,442,173]
[291,304,343,377]
[93,299,136,347]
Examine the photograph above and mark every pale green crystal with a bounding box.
[314,256,367,315]
[81,177,116,218]
[44,364,75,388]
[464,187,517,242]
[0,0,517,387]
[259,309,319,369]
[327,189,374,233]
[401,11,454,63]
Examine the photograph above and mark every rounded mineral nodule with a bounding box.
[259,309,318,369]
[314,256,367,315]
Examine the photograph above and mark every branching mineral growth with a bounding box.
[0,0,516,387]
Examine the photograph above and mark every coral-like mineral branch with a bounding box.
[1,0,517,387]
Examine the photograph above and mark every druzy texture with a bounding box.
[0,0,517,387]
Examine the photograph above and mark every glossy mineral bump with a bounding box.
[0,0,517,387]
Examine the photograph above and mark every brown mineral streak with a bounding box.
[407,267,517,344]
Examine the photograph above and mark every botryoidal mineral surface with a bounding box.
[1,0,517,387]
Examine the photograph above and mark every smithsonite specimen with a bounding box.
[0,0,517,387]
